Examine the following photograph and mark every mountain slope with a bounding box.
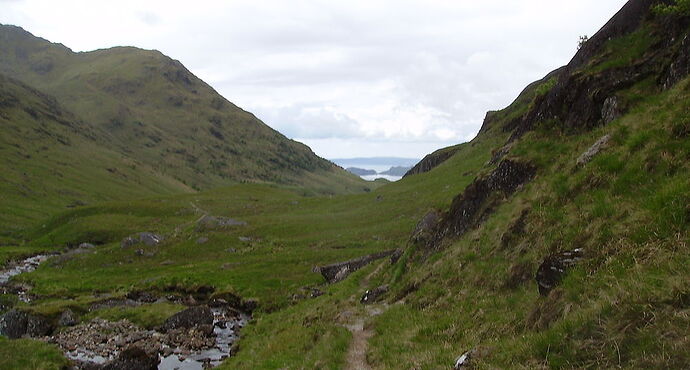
[0,73,191,239]
[0,24,366,192]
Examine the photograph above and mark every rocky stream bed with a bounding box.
[0,254,250,369]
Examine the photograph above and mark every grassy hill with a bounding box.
[0,0,688,369]
[0,25,369,234]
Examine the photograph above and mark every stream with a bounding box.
[0,254,248,369]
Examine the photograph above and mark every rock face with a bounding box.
[360,285,389,305]
[0,309,53,338]
[0,309,29,338]
[161,306,213,332]
[410,210,442,247]
[120,232,163,248]
[506,1,690,142]
[404,146,461,177]
[418,160,536,250]
[101,346,159,370]
[536,248,585,296]
[576,134,612,166]
[315,249,401,283]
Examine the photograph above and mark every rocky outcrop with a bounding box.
[315,249,401,283]
[0,309,53,338]
[576,134,612,166]
[360,285,389,305]
[419,160,536,250]
[409,210,442,247]
[120,232,163,248]
[404,146,461,177]
[507,0,690,142]
[161,306,213,332]
[536,248,585,296]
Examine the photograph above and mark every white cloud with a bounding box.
[0,0,629,158]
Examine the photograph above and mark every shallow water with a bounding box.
[1,254,248,369]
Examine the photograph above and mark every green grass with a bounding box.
[0,337,69,370]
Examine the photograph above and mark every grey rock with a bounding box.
[196,215,246,232]
[78,243,96,249]
[536,248,585,296]
[101,346,159,370]
[58,309,78,327]
[601,96,621,124]
[121,232,163,248]
[196,237,209,244]
[360,285,389,305]
[315,249,401,283]
[161,306,213,332]
[577,134,611,166]
[0,309,29,338]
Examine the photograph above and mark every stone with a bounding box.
[196,215,246,232]
[101,346,159,370]
[58,309,78,327]
[410,209,442,246]
[78,243,95,249]
[161,306,213,332]
[360,285,389,305]
[0,309,29,338]
[315,249,401,283]
[454,350,472,369]
[576,134,612,166]
[121,232,163,248]
[601,96,621,124]
[536,248,585,296]
[196,237,209,244]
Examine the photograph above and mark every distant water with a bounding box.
[361,174,402,182]
[331,158,419,182]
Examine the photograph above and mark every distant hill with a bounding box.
[330,157,420,168]
[345,167,378,176]
[379,166,411,176]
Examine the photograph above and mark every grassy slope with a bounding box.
[0,74,190,241]
[0,25,368,212]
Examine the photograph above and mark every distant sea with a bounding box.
[330,157,420,182]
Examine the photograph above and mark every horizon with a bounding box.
[1,0,628,158]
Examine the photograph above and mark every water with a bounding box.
[0,254,50,285]
[1,254,249,369]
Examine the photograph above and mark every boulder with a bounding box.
[576,134,612,167]
[101,346,159,370]
[58,309,78,327]
[0,309,53,338]
[0,309,28,338]
[161,306,213,332]
[315,249,401,283]
[196,215,246,232]
[360,285,389,305]
[536,248,585,296]
[121,232,163,248]
[410,210,442,247]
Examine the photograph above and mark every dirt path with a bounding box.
[341,260,389,370]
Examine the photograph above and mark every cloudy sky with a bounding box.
[1,0,628,159]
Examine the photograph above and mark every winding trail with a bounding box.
[341,260,389,370]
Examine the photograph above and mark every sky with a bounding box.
[0,0,629,159]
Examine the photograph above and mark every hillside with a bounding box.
[0,24,367,206]
[0,0,688,369]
